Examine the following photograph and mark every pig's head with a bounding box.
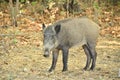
[42,23,61,57]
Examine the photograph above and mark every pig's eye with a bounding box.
[51,35,54,38]
[44,35,46,38]
[44,34,49,38]
[44,35,50,38]
[44,33,55,38]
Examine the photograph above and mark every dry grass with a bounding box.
[0,28,120,80]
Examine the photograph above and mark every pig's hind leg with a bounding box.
[82,45,92,70]
[87,42,97,70]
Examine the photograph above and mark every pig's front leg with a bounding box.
[62,47,69,72]
[49,49,59,72]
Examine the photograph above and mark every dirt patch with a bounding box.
[0,28,120,80]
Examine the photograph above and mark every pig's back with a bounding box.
[55,17,100,47]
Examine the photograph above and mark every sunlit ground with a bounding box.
[0,28,120,80]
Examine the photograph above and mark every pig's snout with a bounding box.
[43,53,49,57]
[43,49,50,57]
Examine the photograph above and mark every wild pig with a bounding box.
[42,17,100,72]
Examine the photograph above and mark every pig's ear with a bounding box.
[42,23,46,30]
[55,24,61,34]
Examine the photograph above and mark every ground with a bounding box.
[0,28,120,80]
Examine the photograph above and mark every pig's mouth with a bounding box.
[43,51,51,58]
[43,46,55,58]
[43,46,56,58]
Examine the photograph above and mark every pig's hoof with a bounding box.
[43,54,49,58]
[90,66,94,71]
[48,68,54,72]
[90,68,94,71]
[83,67,87,71]
[62,69,68,72]
[48,70,52,72]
